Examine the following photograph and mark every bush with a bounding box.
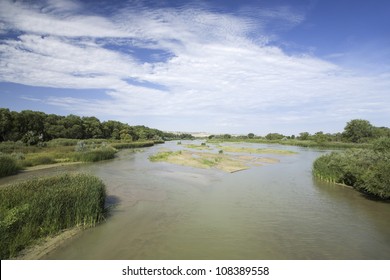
[0,173,106,259]
[313,149,390,199]
[0,155,20,178]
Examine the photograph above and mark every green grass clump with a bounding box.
[313,149,390,199]
[0,155,21,178]
[149,151,181,162]
[20,155,57,167]
[47,138,79,147]
[72,148,116,162]
[111,141,154,150]
[0,173,106,259]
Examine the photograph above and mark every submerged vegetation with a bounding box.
[0,173,106,259]
[313,138,390,199]
[149,145,294,173]
[149,150,248,172]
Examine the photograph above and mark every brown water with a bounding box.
[2,141,389,259]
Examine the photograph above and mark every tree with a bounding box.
[298,132,310,140]
[265,133,284,140]
[82,116,102,139]
[343,119,374,143]
[313,131,326,144]
[0,108,12,141]
[248,133,255,139]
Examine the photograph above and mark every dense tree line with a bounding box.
[0,108,184,144]
[236,119,390,144]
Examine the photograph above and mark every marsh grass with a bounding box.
[149,151,182,162]
[0,155,21,178]
[184,144,212,150]
[111,141,154,150]
[0,173,106,259]
[72,148,116,162]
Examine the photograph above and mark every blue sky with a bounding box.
[0,0,389,135]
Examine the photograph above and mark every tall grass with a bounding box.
[111,141,155,150]
[0,155,21,178]
[0,173,106,259]
[72,148,116,162]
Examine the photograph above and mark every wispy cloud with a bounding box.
[0,0,389,133]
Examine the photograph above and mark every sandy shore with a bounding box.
[13,227,82,260]
[23,161,83,172]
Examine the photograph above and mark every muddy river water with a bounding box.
[2,141,389,259]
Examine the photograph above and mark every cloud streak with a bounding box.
[0,0,389,134]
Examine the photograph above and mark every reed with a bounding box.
[0,173,106,259]
[111,141,155,150]
[313,149,390,199]
[72,148,116,162]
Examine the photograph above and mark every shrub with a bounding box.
[0,173,106,259]
[313,149,390,199]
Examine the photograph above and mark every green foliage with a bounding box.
[0,108,167,143]
[342,119,374,143]
[372,137,390,152]
[0,155,20,178]
[265,133,285,140]
[313,149,390,199]
[0,173,106,259]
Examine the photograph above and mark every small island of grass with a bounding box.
[149,149,284,173]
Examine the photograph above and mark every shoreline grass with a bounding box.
[219,145,297,155]
[0,139,160,177]
[207,138,371,149]
[0,155,21,178]
[0,173,107,259]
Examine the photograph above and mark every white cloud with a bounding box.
[0,0,389,134]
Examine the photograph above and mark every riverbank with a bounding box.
[13,227,82,260]
[313,147,390,200]
[0,139,159,179]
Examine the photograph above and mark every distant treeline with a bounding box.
[0,108,193,145]
[210,119,390,144]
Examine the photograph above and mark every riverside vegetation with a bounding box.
[0,108,188,259]
[0,173,106,259]
[313,137,390,199]
[1,108,389,259]
[206,119,390,200]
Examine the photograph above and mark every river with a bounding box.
[2,141,389,259]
